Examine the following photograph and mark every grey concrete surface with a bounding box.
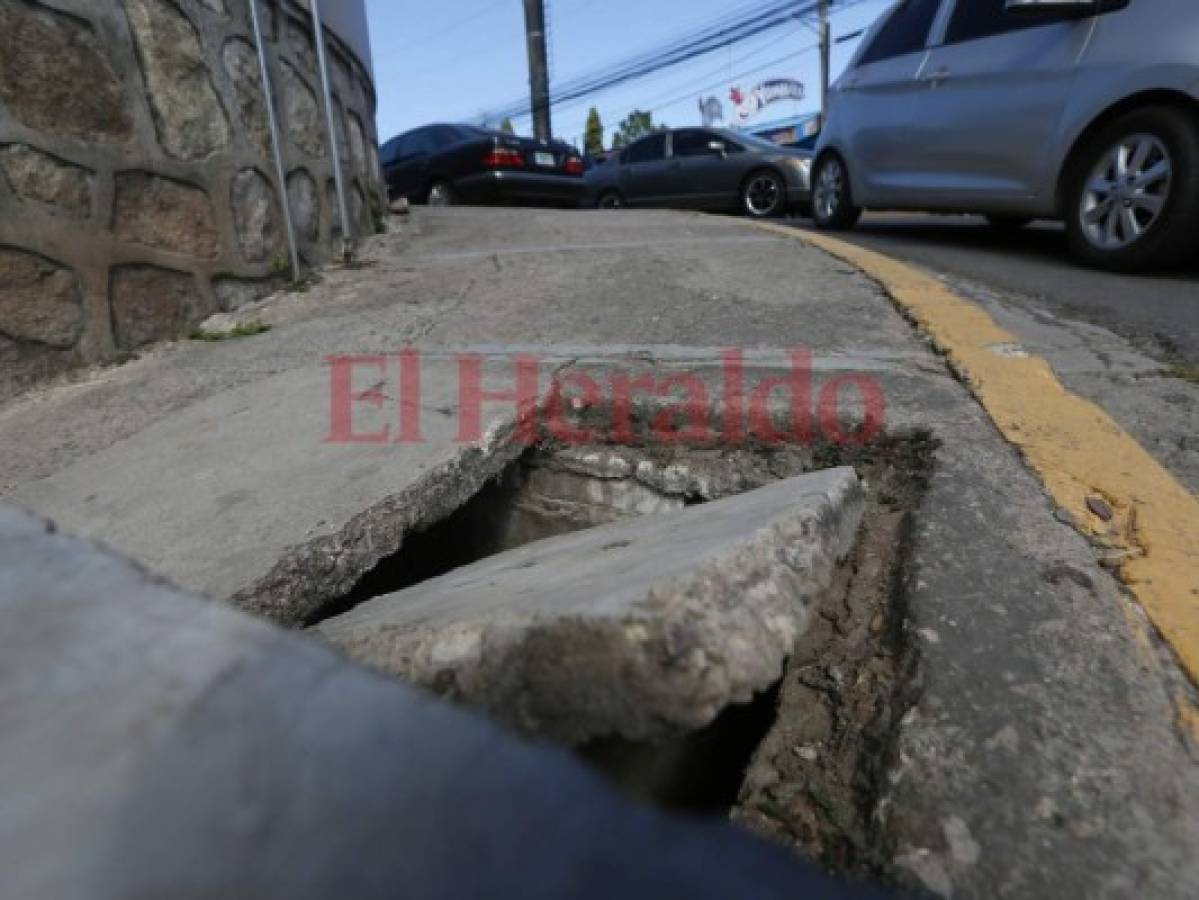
[316,468,864,745]
[1,207,1196,898]
[0,504,889,900]
[5,356,544,625]
[789,214,1199,492]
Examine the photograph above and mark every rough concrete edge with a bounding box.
[231,416,529,627]
[742,219,1199,696]
[318,469,865,746]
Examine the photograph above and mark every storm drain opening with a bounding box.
[303,429,935,885]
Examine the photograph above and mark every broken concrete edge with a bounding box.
[232,415,532,626]
[547,442,763,502]
[228,372,882,629]
[315,469,866,746]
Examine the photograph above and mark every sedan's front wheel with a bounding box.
[1065,106,1199,271]
[811,154,861,230]
[742,171,786,218]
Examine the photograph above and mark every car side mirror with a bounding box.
[1004,0,1098,19]
[707,140,728,157]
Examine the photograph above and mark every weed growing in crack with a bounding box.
[1162,362,1199,384]
[189,320,272,342]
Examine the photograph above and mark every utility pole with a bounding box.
[818,0,831,130]
[523,0,552,141]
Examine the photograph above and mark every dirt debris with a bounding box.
[732,444,932,882]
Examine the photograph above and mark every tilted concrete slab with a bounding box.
[0,504,888,900]
[7,356,552,626]
[316,467,864,745]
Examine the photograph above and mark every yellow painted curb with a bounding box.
[751,221,1199,686]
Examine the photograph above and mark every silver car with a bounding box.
[813,0,1199,270]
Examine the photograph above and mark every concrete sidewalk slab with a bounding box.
[316,468,864,745]
[7,356,552,625]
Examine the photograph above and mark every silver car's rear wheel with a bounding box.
[811,154,861,230]
[1065,106,1199,271]
[1079,134,1172,251]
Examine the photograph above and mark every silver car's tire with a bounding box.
[811,154,861,230]
[741,170,786,218]
[1065,106,1199,271]
[426,180,454,207]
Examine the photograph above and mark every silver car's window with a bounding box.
[858,0,942,65]
[945,0,1043,44]
[626,133,667,164]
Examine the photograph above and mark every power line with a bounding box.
[547,0,873,139]
[480,0,876,125]
[481,0,827,122]
[552,24,809,137]
[556,40,822,142]
[403,0,512,49]
[652,43,820,115]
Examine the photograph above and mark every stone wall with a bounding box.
[0,0,384,398]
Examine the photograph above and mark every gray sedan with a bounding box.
[584,128,812,218]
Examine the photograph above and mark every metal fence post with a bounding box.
[310,0,354,264]
[248,0,301,283]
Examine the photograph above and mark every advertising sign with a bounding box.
[729,78,805,123]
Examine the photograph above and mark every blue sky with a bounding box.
[366,0,892,147]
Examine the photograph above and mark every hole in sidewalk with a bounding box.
[303,430,935,884]
[581,681,784,815]
[302,446,690,625]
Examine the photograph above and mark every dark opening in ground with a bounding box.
[303,459,537,626]
[581,682,783,815]
[302,447,687,626]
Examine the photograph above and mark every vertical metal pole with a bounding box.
[248,0,301,283]
[522,0,552,142]
[819,0,831,130]
[311,0,354,263]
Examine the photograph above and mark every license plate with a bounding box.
[534,151,555,167]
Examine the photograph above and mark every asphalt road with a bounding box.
[789,214,1199,363]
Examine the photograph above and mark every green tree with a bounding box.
[499,117,516,135]
[583,107,605,155]
[611,109,664,149]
